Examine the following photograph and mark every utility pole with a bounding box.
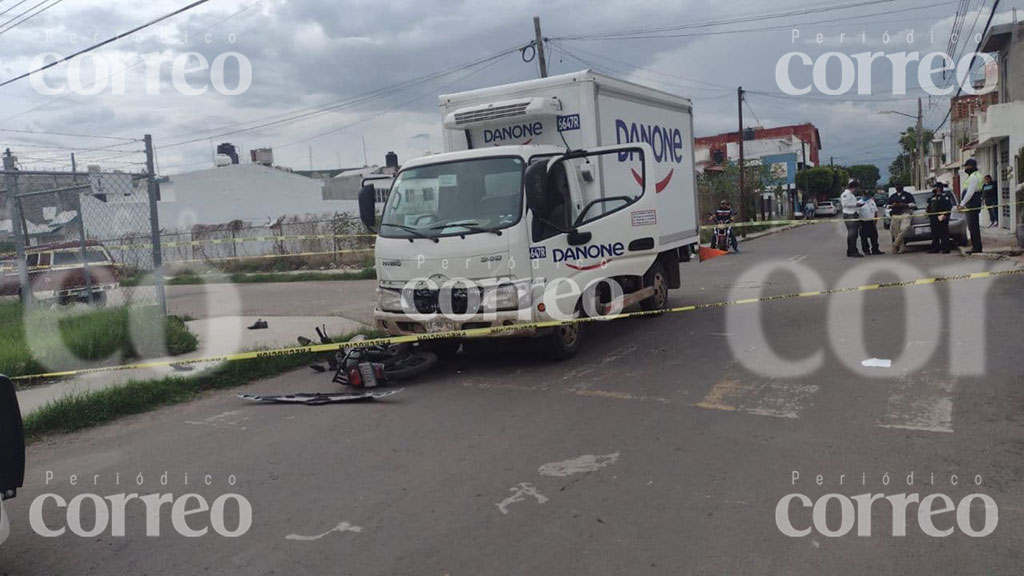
[71,152,94,305]
[533,16,548,78]
[143,135,167,317]
[916,97,925,190]
[737,86,745,223]
[2,149,31,305]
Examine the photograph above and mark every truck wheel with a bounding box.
[547,321,582,361]
[640,262,669,312]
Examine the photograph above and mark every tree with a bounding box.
[846,164,881,191]
[888,153,912,188]
[796,166,848,200]
[885,125,934,189]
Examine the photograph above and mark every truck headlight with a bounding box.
[378,288,404,312]
[487,280,532,311]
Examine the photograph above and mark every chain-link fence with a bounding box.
[0,152,165,314]
[155,213,374,273]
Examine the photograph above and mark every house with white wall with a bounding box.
[158,162,350,229]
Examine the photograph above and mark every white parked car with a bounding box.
[815,201,837,216]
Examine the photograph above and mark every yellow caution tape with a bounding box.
[11,267,1024,382]
[700,199,1024,230]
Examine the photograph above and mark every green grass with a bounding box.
[0,302,198,379]
[22,329,378,439]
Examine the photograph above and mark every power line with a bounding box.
[157,45,525,150]
[0,0,211,89]
[932,0,1000,132]
[0,0,264,125]
[0,0,63,36]
[553,0,954,42]
[276,52,510,149]
[552,0,897,40]
[0,127,139,141]
[0,0,29,19]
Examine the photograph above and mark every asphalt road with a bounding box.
[3,222,1023,575]
[165,279,379,325]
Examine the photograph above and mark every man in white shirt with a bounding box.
[959,157,984,253]
[858,193,883,255]
[840,179,865,257]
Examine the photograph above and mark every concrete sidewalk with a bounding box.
[958,216,1023,259]
[16,314,366,417]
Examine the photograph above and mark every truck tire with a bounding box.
[547,321,582,361]
[640,262,669,312]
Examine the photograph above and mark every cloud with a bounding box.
[0,0,1020,181]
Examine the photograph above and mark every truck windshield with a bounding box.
[380,156,523,239]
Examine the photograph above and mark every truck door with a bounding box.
[527,144,659,319]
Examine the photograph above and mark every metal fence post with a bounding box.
[144,135,167,317]
[2,150,32,305]
[70,155,94,305]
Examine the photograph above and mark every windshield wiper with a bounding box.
[429,221,503,236]
[380,222,439,243]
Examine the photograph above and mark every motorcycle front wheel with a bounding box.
[384,352,439,381]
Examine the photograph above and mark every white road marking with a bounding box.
[496,482,549,515]
[185,410,248,430]
[285,522,362,541]
[538,453,620,477]
[696,377,818,420]
[861,358,892,368]
[743,383,820,419]
[878,372,955,433]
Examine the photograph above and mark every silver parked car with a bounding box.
[899,191,968,246]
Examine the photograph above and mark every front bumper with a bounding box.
[374,308,539,339]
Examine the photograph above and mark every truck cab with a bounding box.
[361,141,680,359]
[359,71,698,358]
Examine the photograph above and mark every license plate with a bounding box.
[425,318,457,333]
[915,225,930,235]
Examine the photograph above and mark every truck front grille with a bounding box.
[412,287,483,315]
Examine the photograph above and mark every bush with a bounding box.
[0,302,198,379]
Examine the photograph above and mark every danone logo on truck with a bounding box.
[552,242,625,271]
[615,119,684,193]
[483,121,544,145]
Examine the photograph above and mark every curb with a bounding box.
[738,222,808,243]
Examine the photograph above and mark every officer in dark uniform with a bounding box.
[927,182,954,254]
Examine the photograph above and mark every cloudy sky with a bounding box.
[1,0,1022,180]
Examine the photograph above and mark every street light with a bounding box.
[879,99,925,189]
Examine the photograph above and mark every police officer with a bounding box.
[840,179,864,257]
[927,182,954,254]
[959,158,984,253]
[888,185,917,254]
[858,191,883,255]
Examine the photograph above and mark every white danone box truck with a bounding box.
[358,70,699,358]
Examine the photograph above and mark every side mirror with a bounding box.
[0,376,25,501]
[358,185,377,233]
[524,161,548,215]
[567,230,592,246]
